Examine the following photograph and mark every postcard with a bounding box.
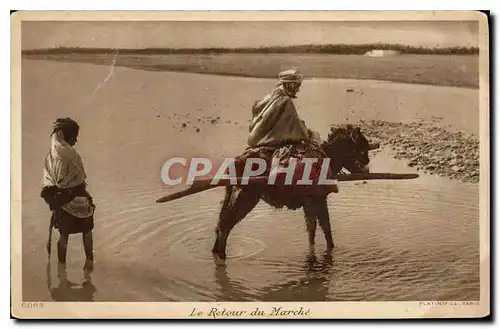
[11,10,490,319]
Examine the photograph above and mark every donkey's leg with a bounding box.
[316,197,335,251]
[303,203,318,247]
[212,186,238,254]
[218,186,234,223]
[212,187,261,260]
[212,186,234,255]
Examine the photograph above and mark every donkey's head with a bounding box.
[321,124,379,174]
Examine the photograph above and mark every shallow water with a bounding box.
[22,150,480,302]
[21,60,479,302]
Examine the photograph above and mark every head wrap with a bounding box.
[278,68,303,84]
[52,117,79,141]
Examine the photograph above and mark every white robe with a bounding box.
[248,86,312,148]
[42,131,94,218]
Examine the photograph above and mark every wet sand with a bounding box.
[21,58,479,301]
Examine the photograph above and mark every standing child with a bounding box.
[40,118,95,272]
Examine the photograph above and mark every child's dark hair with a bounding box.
[52,117,79,142]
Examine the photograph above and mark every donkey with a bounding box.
[211,124,379,260]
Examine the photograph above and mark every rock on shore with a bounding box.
[356,120,479,183]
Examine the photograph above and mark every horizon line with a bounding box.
[21,43,479,55]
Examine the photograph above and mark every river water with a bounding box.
[20,59,479,302]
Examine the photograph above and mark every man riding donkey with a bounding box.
[156,68,411,260]
[40,118,96,274]
[234,67,338,194]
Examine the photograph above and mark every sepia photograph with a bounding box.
[11,10,490,319]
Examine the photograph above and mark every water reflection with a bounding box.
[46,262,97,302]
[214,249,334,301]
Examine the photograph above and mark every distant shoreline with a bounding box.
[21,44,479,56]
[22,50,479,88]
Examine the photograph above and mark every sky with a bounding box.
[21,21,479,49]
